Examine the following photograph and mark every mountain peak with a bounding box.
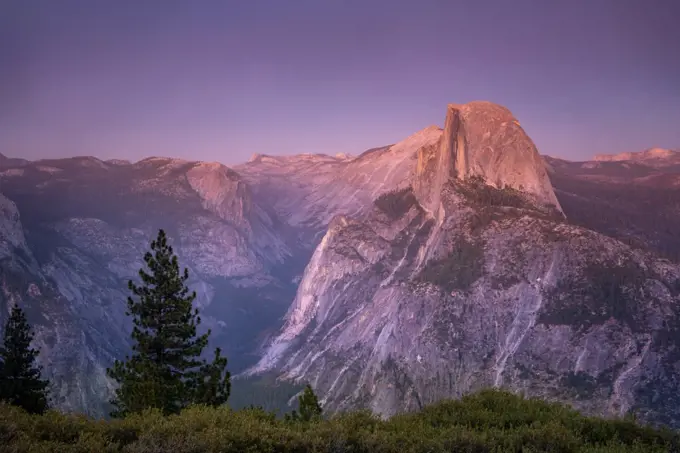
[594,148,679,162]
[0,152,29,168]
[415,101,563,215]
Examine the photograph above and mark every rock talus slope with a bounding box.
[253,101,680,427]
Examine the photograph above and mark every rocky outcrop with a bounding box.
[185,161,290,266]
[186,162,253,231]
[0,193,29,260]
[415,102,562,218]
[439,103,560,212]
[252,102,680,427]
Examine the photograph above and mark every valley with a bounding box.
[1,102,679,427]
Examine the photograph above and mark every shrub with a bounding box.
[0,390,677,452]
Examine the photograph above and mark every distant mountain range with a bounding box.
[1,103,680,427]
[593,148,680,167]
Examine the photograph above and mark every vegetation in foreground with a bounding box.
[2,228,680,452]
[1,389,679,453]
[106,229,230,418]
[0,305,49,415]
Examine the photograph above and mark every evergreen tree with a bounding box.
[107,229,230,417]
[298,384,323,421]
[0,305,49,414]
[285,384,323,422]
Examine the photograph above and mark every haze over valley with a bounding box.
[2,99,680,426]
[1,2,680,451]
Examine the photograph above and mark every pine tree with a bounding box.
[298,384,323,421]
[107,229,230,417]
[0,305,49,414]
[285,384,323,422]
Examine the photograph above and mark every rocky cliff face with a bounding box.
[2,101,680,425]
[0,194,28,260]
[423,102,563,213]
[0,156,298,416]
[235,127,441,234]
[252,102,680,427]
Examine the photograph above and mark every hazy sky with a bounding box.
[1,0,679,164]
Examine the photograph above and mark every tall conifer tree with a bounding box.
[107,229,230,417]
[0,305,50,414]
[285,384,323,422]
[297,384,323,421]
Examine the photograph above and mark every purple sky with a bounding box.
[1,0,679,164]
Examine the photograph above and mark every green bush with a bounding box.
[228,374,303,416]
[0,389,677,452]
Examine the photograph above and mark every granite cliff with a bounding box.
[235,127,440,235]
[0,131,437,416]
[251,102,680,427]
[413,102,562,215]
[0,156,297,415]
[1,103,680,426]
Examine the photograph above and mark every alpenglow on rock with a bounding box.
[4,100,680,425]
[251,101,680,428]
[593,148,680,168]
[256,100,568,374]
[414,102,563,216]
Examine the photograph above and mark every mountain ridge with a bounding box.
[593,148,680,168]
[2,101,680,425]
[248,102,680,427]
[4,143,678,176]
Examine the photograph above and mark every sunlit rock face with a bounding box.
[252,102,680,428]
[2,101,680,427]
[414,102,562,214]
[235,126,442,234]
[594,148,680,167]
